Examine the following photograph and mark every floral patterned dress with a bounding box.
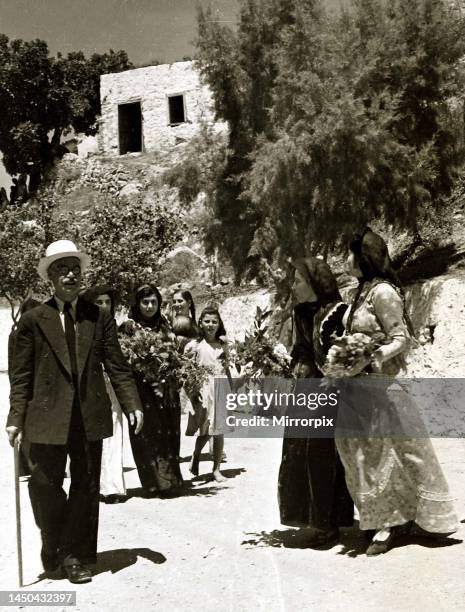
[336,279,458,533]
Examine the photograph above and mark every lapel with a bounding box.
[37,298,72,376]
[76,297,97,378]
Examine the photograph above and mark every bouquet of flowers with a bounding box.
[222,307,294,384]
[323,331,389,378]
[119,320,212,397]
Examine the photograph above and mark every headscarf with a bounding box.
[129,283,164,329]
[347,228,415,336]
[292,257,342,307]
[82,284,119,317]
[290,257,342,370]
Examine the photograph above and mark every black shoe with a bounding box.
[62,563,92,584]
[102,494,126,504]
[306,528,340,549]
[366,529,397,556]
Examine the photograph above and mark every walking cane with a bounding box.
[13,438,24,588]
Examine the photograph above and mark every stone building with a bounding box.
[99,61,223,156]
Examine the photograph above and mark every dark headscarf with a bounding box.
[349,227,400,286]
[290,257,342,374]
[82,284,119,317]
[347,228,415,336]
[129,283,164,329]
[292,257,342,307]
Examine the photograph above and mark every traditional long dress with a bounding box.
[119,318,183,493]
[336,279,458,533]
[278,302,354,530]
[184,339,228,437]
[100,373,126,497]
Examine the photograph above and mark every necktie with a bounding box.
[64,301,78,381]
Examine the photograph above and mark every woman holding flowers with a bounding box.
[185,305,229,482]
[119,284,184,497]
[278,258,354,547]
[335,228,457,555]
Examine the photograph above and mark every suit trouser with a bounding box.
[23,400,103,565]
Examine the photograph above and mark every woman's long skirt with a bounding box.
[335,377,458,533]
[129,375,183,492]
[278,435,354,530]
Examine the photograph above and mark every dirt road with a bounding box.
[0,372,464,612]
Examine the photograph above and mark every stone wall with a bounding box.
[99,61,225,156]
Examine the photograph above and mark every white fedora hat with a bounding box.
[37,240,90,281]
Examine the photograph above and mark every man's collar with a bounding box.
[54,295,78,313]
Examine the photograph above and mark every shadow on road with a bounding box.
[241,528,343,550]
[126,482,229,499]
[93,547,167,575]
[34,548,167,583]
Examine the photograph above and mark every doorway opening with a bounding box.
[118,102,142,154]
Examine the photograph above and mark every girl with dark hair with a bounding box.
[184,305,229,482]
[278,258,354,547]
[171,289,200,344]
[119,283,184,496]
[82,285,126,503]
[337,228,458,555]
[172,290,197,324]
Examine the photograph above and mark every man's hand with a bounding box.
[6,426,22,448]
[129,409,144,435]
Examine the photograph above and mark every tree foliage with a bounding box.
[0,35,132,191]
[0,207,47,323]
[79,195,187,305]
[0,192,186,322]
[196,0,465,279]
[196,0,296,281]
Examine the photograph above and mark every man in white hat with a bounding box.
[6,240,143,584]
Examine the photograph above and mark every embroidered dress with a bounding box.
[336,279,458,533]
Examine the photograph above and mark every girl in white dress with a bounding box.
[185,306,229,482]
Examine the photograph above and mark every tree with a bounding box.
[0,206,50,325]
[0,35,132,194]
[79,194,187,305]
[195,0,296,281]
[199,0,465,280]
[0,188,187,322]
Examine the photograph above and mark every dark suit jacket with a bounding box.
[7,297,142,444]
